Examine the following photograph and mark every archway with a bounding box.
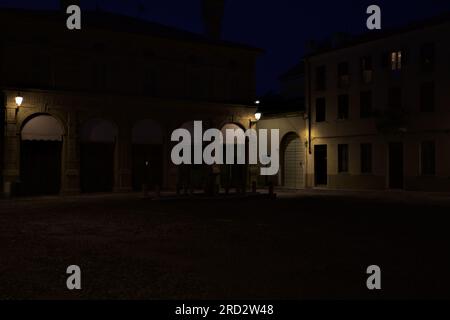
[20,114,64,196]
[281,132,305,189]
[220,123,247,191]
[176,121,207,191]
[131,119,163,191]
[79,119,117,193]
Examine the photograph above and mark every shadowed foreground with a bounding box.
[0,191,449,299]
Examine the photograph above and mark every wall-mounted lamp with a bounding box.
[250,111,262,128]
[15,93,24,107]
[249,100,262,128]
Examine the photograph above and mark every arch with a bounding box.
[281,132,305,189]
[175,120,215,134]
[177,120,194,136]
[131,119,164,191]
[176,120,214,148]
[21,114,65,141]
[175,121,207,191]
[218,120,246,133]
[132,119,163,145]
[179,121,195,129]
[221,123,246,145]
[220,123,248,190]
[20,114,64,196]
[80,118,118,143]
[79,118,117,193]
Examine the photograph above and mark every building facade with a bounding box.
[304,15,450,191]
[256,62,307,190]
[0,5,261,197]
[261,15,450,192]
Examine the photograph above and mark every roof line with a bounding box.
[0,7,264,53]
[305,11,450,58]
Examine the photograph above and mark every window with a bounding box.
[390,51,402,70]
[338,62,350,88]
[420,43,435,71]
[316,98,326,122]
[315,65,326,90]
[388,87,402,110]
[337,94,349,120]
[360,91,372,118]
[361,56,373,83]
[421,141,436,175]
[338,144,349,173]
[420,82,435,112]
[360,143,373,173]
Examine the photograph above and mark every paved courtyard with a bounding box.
[0,190,449,299]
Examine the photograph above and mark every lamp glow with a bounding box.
[15,95,23,107]
[254,112,262,121]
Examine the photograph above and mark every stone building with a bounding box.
[257,62,307,190]
[304,14,450,190]
[0,2,262,196]
[258,13,450,192]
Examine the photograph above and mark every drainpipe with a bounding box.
[0,91,5,195]
[306,58,312,155]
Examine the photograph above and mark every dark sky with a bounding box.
[1,0,450,95]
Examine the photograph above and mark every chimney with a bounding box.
[202,0,225,39]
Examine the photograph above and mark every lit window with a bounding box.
[391,51,402,70]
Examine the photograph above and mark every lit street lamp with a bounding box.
[15,94,23,107]
[250,100,262,128]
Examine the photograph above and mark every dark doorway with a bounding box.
[80,143,114,193]
[389,142,404,189]
[132,144,163,191]
[220,164,245,189]
[20,141,62,196]
[220,143,247,190]
[314,145,328,186]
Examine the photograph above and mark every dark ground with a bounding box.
[0,190,449,300]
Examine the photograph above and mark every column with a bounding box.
[2,105,20,196]
[114,128,132,193]
[60,111,80,195]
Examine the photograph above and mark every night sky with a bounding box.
[1,0,450,95]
